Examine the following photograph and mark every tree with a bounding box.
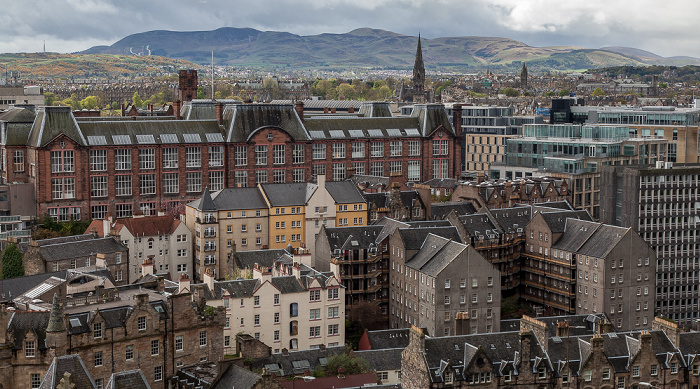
[322,352,370,376]
[62,94,82,110]
[80,95,101,110]
[1,244,24,279]
[501,87,520,97]
[44,92,57,106]
[558,89,570,97]
[545,91,556,97]
[196,87,205,100]
[659,82,668,88]
[592,87,606,97]
[131,92,143,108]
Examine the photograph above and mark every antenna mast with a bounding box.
[211,51,214,101]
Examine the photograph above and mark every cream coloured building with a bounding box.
[191,260,345,355]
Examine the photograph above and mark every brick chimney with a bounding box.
[324,107,329,114]
[348,107,354,114]
[216,102,224,125]
[149,103,154,115]
[652,316,681,348]
[120,103,126,117]
[556,321,570,338]
[452,104,463,137]
[294,101,304,122]
[173,100,182,120]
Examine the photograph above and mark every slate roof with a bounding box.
[576,223,630,258]
[67,300,168,335]
[270,276,306,294]
[212,279,259,299]
[406,234,467,276]
[489,205,532,233]
[430,202,477,220]
[323,226,384,252]
[261,183,317,207]
[364,328,413,350]
[422,178,458,189]
[224,104,310,142]
[364,192,388,208]
[0,105,36,123]
[76,119,223,145]
[189,187,269,211]
[532,200,574,211]
[552,219,600,253]
[198,187,217,212]
[500,313,606,337]
[410,104,455,136]
[357,102,393,118]
[539,210,592,234]
[250,346,346,376]
[181,101,217,120]
[347,174,389,189]
[458,213,501,238]
[39,355,96,389]
[105,370,151,389]
[374,218,410,243]
[28,107,86,147]
[304,117,421,139]
[325,181,366,204]
[212,363,261,389]
[404,220,452,228]
[235,249,292,269]
[36,236,126,263]
[398,226,462,250]
[8,311,51,350]
[0,270,67,302]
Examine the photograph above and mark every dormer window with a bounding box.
[444,371,453,384]
[25,340,35,357]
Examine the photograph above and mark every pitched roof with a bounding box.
[39,355,96,389]
[270,276,306,294]
[250,346,346,377]
[235,249,292,269]
[212,363,261,389]
[8,311,51,350]
[113,215,182,237]
[105,370,151,389]
[410,104,455,136]
[199,187,217,212]
[36,236,126,263]
[213,279,259,299]
[430,202,477,220]
[364,328,413,350]
[322,226,384,251]
[576,223,630,258]
[552,219,601,253]
[189,187,269,211]
[325,181,366,204]
[261,183,316,207]
[406,234,467,276]
[224,104,310,142]
[539,210,592,234]
[398,226,462,250]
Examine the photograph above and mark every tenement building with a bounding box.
[601,162,700,326]
[0,101,459,219]
[0,286,224,389]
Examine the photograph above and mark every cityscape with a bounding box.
[3,2,700,389]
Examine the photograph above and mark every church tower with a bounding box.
[521,63,528,90]
[178,70,198,102]
[412,34,426,98]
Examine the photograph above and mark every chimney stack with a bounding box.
[216,102,224,125]
[294,101,304,122]
[173,100,182,120]
[120,103,125,117]
[348,107,354,114]
[452,104,463,137]
[178,273,191,294]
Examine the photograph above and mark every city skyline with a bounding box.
[1,0,699,58]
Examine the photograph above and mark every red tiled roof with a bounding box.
[117,215,180,237]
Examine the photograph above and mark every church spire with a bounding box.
[46,293,65,333]
[412,33,425,94]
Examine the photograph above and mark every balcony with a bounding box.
[197,216,217,224]
[203,245,217,252]
[204,230,216,238]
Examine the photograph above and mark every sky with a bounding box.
[1,0,697,58]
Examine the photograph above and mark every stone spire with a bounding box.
[412,34,425,94]
[521,63,528,90]
[46,293,65,333]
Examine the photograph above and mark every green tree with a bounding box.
[1,244,24,279]
[592,87,606,97]
[558,89,570,97]
[132,92,143,108]
[501,87,520,97]
[337,83,356,100]
[323,353,370,376]
[44,92,57,106]
[80,95,101,110]
[545,91,556,97]
[659,82,668,88]
[62,94,82,110]
[196,87,205,100]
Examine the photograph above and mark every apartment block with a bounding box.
[191,261,344,355]
[388,224,500,335]
[87,214,193,280]
[601,163,700,326]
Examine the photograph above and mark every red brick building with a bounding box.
[0,101,460,220]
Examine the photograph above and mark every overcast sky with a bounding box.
[1,0,697,58]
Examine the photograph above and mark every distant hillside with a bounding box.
[81,27,700,71]
[0,53,197,79]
